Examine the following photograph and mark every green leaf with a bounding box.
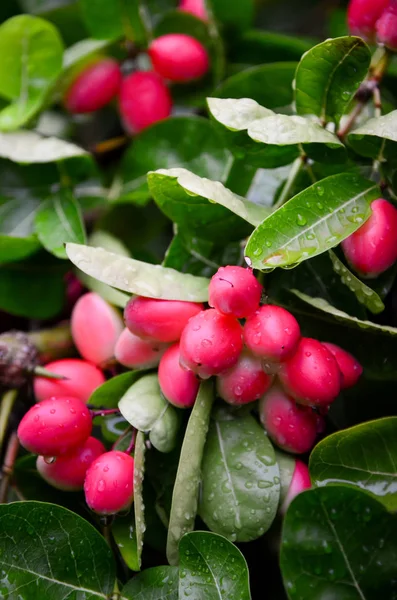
[0,130,87,164]
[310,418,397,511]
[101,413,129,443]
[0,15,64,130]
[63,38,112,70]
[0,501,115,598]
[291,289,397,336]
[275,450,295,508]
[229,30,313,65]
[215,62,297,110]
[208,97,274,131]
[210,0,254,32]
[281,485,397,598]
[245,173,380,271]
[35,188,86,259]
[199,408,280,542]
[348,110,397,159]
[166,381,214,565]
[328,250,385,314]
[89,371,141,408]
[0,252,68,318]
[123,566,178,600]
[134,430,146,569]
[294,36,371,125]
[0,191,41,263]
[179,531,251,600]
[66,242,210,302]
[112,514,140,572]
[117,117,232,205]
[118,374,180,453]
[80,0,148,43]
[148,168,269,229]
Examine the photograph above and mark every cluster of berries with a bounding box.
[64,0,209,133]
[348,0,397,50]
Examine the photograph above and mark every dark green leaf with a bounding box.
[66,242,210,302]
[166,381,214,565]
[118,374,180,453]
[210,0,254,32]
[310,418,397,511]
[0,501,115,598]
[229,30,313,65]
[118,117,232,204]
[291,290,397,336]
[348,110,397,159]
[215,63,297,110]
[0,130,87,163]
[245,173,380,271]
[0,15,64,130]
[328,250,385,314]
[101,413,129,443]
[0,235,39,264]
[89,371,141,408]
[199,408,280,542]
[295,36,371,126]
[80,0,148,43]
[281,486,397,598]
[0,252,67,318]
[134,430,146,569]
[112,514,140,572]
[35,188,86,259]
[276,451,295,508]
[123,566,178,600]
[179,531,251,600]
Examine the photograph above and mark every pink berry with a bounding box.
[342,199,397,278]
[216,350,272,405]
[148,34,209,82]
[115,328,168,369]
[179,308,243,379]
[209,266,262,318]
[259,385,318,454]
[71,292,124,366]
[64,58,122,114]
[347,0,390,42]
[17,397,92,456]
[322,342,363,389]
[36,436,105,491]
[280,459,311,514]
[377,1,397,51]
[119,71,172,134]
[244,305,301,363]
[84,450,134,515]
[158,343,199,408]
[279,338,341,407]
[124,296,204,343]
[34,359,105,403]
[179,0,208,20]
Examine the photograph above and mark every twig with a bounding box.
[273,156,304,210]
[0,390,17,453]
[0,432,20,503]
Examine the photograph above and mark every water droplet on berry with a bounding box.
[97,479,106,492]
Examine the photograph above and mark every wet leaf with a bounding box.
[112,514,140,572]
[123,566,178,600]
[0,130,87,164]
[348,110,397,159]
[89,371,141,408]
[134,430,146,569]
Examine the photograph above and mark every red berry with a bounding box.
[36,436,105,491]
[158,343,199,408]
[280,459,311,514]
[84,450,134,515]
[322,342,363,389]
[216,350,272,405]
[34,359,105,403]
[341,199,397,278]
[17,397,92,456]
[179,0,208,20]
[179,308,243,379]
[124,296,204,343]
[148,34,209,82]
[71,293,124,366]
[279,338,341,407]
[209,266,262,318]
[115,328,168,369]
[347,0,390,42]
[119,71,172,134]
[377,1,397,51]
[259,385,318,454]
[244,305,301,363]
[64,58,122,114]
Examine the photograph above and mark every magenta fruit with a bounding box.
[209,265,262,318]
[179,0,208,20]
[377,1,397,50]
[84,450,134,515]
[64,58,122,114]
[115,328,168,369]
[158,343,199,408]
[244,305,301,363]
[34,358,105,403]
[347,0,390,41]
[322,342,363,389]
[280,459,311,514]
[216,350,272,405]
[148,34,209,82]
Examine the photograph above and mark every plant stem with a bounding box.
[0,432,20,503]
[28,322,74,363]
[90,408,120,418]
[125,428,137,455]
[273,156,303,210]
[0,390,17,454]
[31,366,68,380]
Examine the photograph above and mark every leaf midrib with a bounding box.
[215,421,242,530]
